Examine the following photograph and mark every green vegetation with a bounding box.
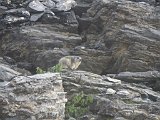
[66,91,93,118]
[36,67,46,74]
[36,64,62,74]
[48,64,62,73]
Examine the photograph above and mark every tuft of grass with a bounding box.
[48,64,62,73]
[36,64,62,74]
[36,67,46,74]
[66,91,93,118]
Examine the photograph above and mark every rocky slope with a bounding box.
[62,71,160,120]
[0,0,160,74]
[0,65,67,120]
[0,0,160,120]
[0,61,160,120]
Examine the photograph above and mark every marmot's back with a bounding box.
[59,56,82,70]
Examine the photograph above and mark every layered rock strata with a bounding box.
[0,73,67,120]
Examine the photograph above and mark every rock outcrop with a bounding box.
[78,0,160,74]
[108,71,160,91]
[0,0,160,120]
[0,0,160,74]
[0,72,67,120]
[62,71,160,120]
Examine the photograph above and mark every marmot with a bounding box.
[59,56,82,70]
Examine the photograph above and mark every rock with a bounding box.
[1,23,82,69]
[17,62,34,72]
[30,12,44,21]
[27,0,46,13]
[62,71,160,119]
[78,0,160,73]
[1,8,30,25]
[0,6,8,15]
[73,3,91,17]
[30,6,56,22]
[114,117,127,120]
[156,0,160,5]
[0,64,21,82]
[2,0,11,5]
[2,15,27,24]
[116,90,130,97]
[104,76,121,85]
[0,73,67,120]
[55,0,77,11]
[57,11,78,25]
[68,117,76,120]
[108,71,160,82]
[128,0,155,5]
[41,0,56,9]
[1,0,159,75]
[3,56,16,65]
[5,8,30,18]
[41,12,60,23]
[106,88,116,95]
[62,71,114,94]
[107,71,160,91]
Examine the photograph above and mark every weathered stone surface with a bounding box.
[107,71,160,91]
[41,0,56,9]
[62,71,160,120]
[28,0,46,12]
[0,73,67,120]
[128,0,155,5]
[0,64,21,82]
[0,6,8,15]
[78,0,160,73]
[1,23,82,69]
[55,0,77,11]
[5,8,30,17]
[2,15,27,24]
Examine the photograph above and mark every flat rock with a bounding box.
[55,0,77,11]
[0,73,67,120]
[62,71,160,119]
[0,64,21,82]
[28,0,46,12]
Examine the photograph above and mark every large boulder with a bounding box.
[62,71,160,120]
[0,73,67,120]
[78,0,160,73]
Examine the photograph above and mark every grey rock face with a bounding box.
[41,0,56,9]
[1,0,160,75]
[1,23,82,69]
[78,0,160,73]
[2,15,27,24]
[56,0,77,11]
[107,71,160,90]
[28,0,46,12]
[108,71,160,82]
[0,64,21,82]
[0,6,8,15]
[0,73,67,120]
[5,8,30,17]
[62,71,160,120]
[0,0,77,24]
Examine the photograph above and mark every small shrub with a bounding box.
[36,64,62,74]
[66,91,93,118]
[36,67,46,74]
[48,64,62,72]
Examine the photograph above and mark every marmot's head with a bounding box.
[72,56,82,63]
[59,56,82,70]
